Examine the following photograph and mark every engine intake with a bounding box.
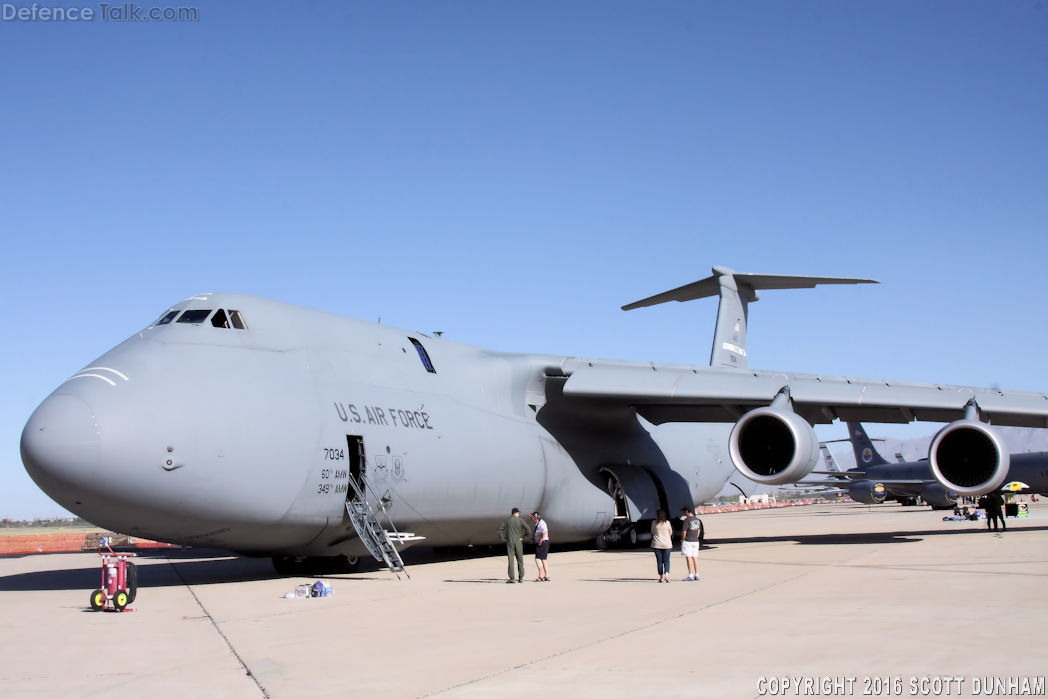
[729,407,820,485]
[929,420,1009,497]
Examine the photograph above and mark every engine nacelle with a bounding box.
[729,407,820,485]
[920,482,959,508]
[848,480,887,504]
[929,420,1010,497]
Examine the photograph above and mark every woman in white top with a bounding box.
[650,509,673,583]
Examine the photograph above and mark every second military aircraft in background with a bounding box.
[806,422,1048,508]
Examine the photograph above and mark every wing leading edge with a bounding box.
[554,362,1048,429]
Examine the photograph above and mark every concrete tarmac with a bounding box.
[1,501,1045,698]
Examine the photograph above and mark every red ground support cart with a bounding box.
[89,537,138,612]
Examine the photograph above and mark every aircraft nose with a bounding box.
[21,393,101,497]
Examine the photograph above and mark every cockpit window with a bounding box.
[211,309,230,328]
[154,310,178,326]
[210,309,248,329]
[153,307,247,329]
[176,309,212,324]
[409,337,436,374]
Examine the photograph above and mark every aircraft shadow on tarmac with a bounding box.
[0,544,508,592]
[4,525,1044,592]
[0,549,280,592]
[0,562,100,593]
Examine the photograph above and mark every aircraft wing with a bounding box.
[800,471,928,486]
[552,362,1048,428]
[798,478,929,487]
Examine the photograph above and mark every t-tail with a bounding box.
[846,421,890,468]
[622,266,878,369]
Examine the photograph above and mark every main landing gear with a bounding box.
[271,554,360,575]
[595,521,649,550]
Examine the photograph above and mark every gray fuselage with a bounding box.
[21,293,734,557]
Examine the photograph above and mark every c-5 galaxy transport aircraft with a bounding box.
[804,422,1048,507]
[20,267,1048,573]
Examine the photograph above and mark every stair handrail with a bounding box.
[344,469,409,578]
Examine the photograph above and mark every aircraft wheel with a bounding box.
[272,556,299,575]
[113,589,129,611]
[89,589,105,611]
[595,533,608,550]
[340,555,360,572]
[628,528,638,546]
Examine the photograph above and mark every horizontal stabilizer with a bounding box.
[621,269,878,311]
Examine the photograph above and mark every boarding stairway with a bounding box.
[344,476,417,579]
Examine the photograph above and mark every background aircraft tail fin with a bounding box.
[622,266,877,369]
[846,421,890,467]
[820,444,843,473]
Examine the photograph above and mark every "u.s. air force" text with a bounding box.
[333,402,434,430]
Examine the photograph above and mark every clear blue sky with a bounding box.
[2,1,1045,519]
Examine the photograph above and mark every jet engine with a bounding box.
[848,481,886,505]
[928,419,1009,496]
[920,482,958,508]
[729,407,820,485]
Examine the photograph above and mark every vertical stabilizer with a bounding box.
[819,444,843,473]
[621,266,877,369]
[845,421,889,468]
[709,267,752,369]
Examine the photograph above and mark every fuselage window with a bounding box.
[176,309,212,324]
[409,338,436,374]
[228,310,247,329]
[154,310,178,326]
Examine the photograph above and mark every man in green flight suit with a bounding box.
[497,507,533,583]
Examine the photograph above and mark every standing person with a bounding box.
[985,491,1006,532]
[650,508,673,583]
[496,507,532,583]
[530,511,550,581]
[680,505,702,581]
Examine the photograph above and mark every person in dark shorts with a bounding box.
[531,511,550,581]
